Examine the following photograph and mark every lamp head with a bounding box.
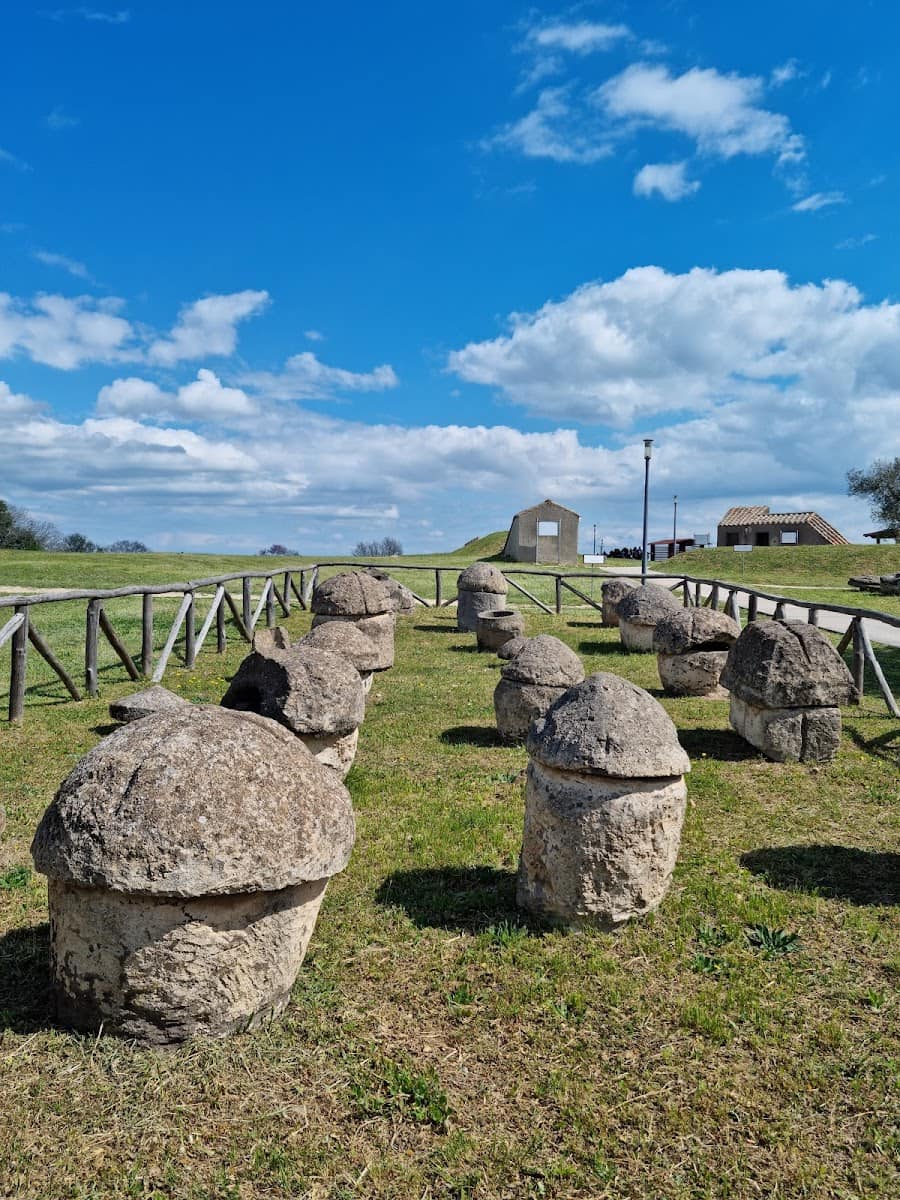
[643,438,653,459]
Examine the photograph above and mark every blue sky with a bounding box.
[1,1,898,553]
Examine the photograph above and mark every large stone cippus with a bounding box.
[494,634,584,742]
[365,567,416,615]
[518,673,690,929]
[311,571,395,671]
[616,584,681,651]
[297,620,381,694]
[601,578,637,627]
[475,608,525,653]
[721,620,858,762]
[456,562,507,632]
[652,608,741,697]
[30,706,355,1045]
[221,645,365,777]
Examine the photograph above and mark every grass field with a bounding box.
[1,590,899,1197]
[654,544,900,589]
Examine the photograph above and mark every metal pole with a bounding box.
[593,524,597,554]
[673,495,678,557]
[641,440,653,583]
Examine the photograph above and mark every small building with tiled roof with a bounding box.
[716,506,849,548]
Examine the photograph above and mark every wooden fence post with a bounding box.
[435,569,442,608]
[266,577,275,628]
[747,594,758,623]
[216,594,226,652]
[808,608,819,627]
[708,585,720,611]
[184,591,196,667]
[8,605,28,723]
[242,576,252,630]
[141,592,153,677]
[555,576,562,615]
[85,599,101,697]
[851,619,865,700]
[283,571,291,615]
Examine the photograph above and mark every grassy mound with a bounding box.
[448,530,508,560]
[654,544,899,588]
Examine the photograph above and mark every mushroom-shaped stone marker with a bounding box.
[497,634,529,662]
[494,634,585,742]
[475,608,526,653]
[30,706,355,1045]
[720,620,858,762]
[109,684,189,725]
[617,584,681,651]
[652,608,741,697]
[311,572,395,671]
[296,620,381,695]
[221,645,365,777]
[518,673,690,929]
[601,578,637,627]
[366,567,416,616]
[456,562,508,632]
[252,626,291,657]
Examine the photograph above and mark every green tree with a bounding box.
[847,457,900,534]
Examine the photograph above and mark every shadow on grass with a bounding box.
[440,725,505,748]
[376,866,539,933]
[846,725,900,767]
[0,923,54,1034]
[678,727,756,761]
[741,845,900,906]
[578,641,631,656]
[448,644,478,654]
[413,623,459,634]
[91,722,121,737]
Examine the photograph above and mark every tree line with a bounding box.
[0,499,149,553]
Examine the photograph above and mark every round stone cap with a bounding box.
[109,685,188,725]
[497,635,529,661]
[31,706,355,897]
[311,571,392,616]
[652,608,741,656]
[221,645,365,735]
[601,578,638,604]
[501,634,585,687]
[457,562,507,594]
[720,620,858,707]
[617,584,681,626]
[527,672,690,778]
[297,621,380,673]
[366,568,416,614]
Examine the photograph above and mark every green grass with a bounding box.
[1,604,899,1198]
[655,544,900,588]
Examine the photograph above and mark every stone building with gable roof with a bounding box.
[503,499,580,564]
[716,506,849,548]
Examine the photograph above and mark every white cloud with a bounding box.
[97,369,256,420]
[792,191,847,212]
[146,290,269,365]
[596,63,805,163]
[45,107,80,130]
[447,265,900,431]
[529,21,632,54]
[241,351,399,401]
[33,250,92,280]
[0,293,134,368]
[304,329,325,342]
[0,380,41,417]
[836,233,877,250]
[633,161,700,201]
[771,59,802,87]
[483,87,613,164]
[0,147,32,173]
[44,7,131,22]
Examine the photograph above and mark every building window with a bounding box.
[780,530,798,545]
[755,531,771,546]
[725,531,739,547]
[537,521,559,536]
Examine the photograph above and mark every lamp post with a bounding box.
[673,494,678,557]
[641,438,653,583]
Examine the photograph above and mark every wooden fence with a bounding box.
[1,562,898,723]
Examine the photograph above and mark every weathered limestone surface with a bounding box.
[601,578,637,627]
[456,562,507,632]
[109,685,188,724]
[475,609,525,652]
[366,568,416,615]
[653,608,740,697]
[310,571,396,670]
[721,620,857,708]
[494,634,585,742]
[297,621,380,693]
[617,585,680,652]
[497,634,528,661]
[31,706,355,1043]
[310,612,394,671]
[729,693,842,763]
[517,673,689,929]
[220,646,365,776]
[252,627,292,657]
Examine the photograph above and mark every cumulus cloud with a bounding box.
[836,233,877,250]
[0,380,41,417]
[447,265,900,430]
[45,107,80,130]
[483,87,613,164]
[97,369,256,420]
[146,290,269,365]
[528,20,632,54]
[791,191,847,212]
[304,329,325,342]
[0,293,134,368]
[633,161,700,201]
[771,59,803,87]
[596,63,805,163]
[241,351,399,401]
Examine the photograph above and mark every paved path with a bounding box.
[601,568,900,649]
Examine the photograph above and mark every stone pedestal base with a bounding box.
[476,609,525,652]
[494,679,566,742]
[457,590,505,632]
[48,877,328,1045]
[517,760,687,929]
[312,612,394,670]
[299,728,359,778]
[658,651,729,697]
[619,620,655,652]
[729,694,841,762]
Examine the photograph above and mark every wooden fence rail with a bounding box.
[2,562,898,724]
